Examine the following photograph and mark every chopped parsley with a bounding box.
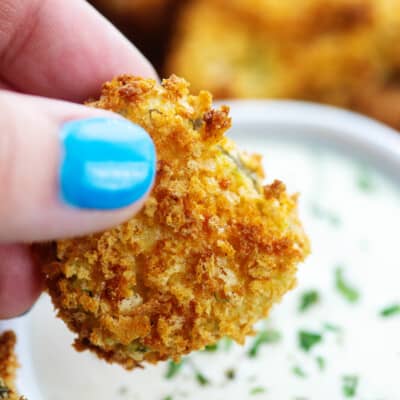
[357,168,375,193]
[190,118,204,131]
[202,338,232,353]
[298,331,322,352]
[380,304,400,317]
[316,356,326,371]
[250,387,266,395]
[225,368,236,380]
[323,322,342,333]
[248,329,282,358]
[335,267,360,303]
[299,290,320,312]
[204,343,218,352]
[195,372,210,386]
[165,360,184,379]
[163,397,173,400]
[342,375,359,397]
[292,366,307,379]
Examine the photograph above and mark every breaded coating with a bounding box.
[36,75,309,369]
[0,331,23,400]
[167,0,400,129]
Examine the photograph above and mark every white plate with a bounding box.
[2,101,400,400]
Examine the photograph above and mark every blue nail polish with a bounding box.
[60,117,156,210]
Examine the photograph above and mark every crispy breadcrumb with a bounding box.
[0,331,23,400]
[167,0,400,129]
[36,75,309,369]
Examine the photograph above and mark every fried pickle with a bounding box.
[35,75,309,369]
[167,0,400,129]
[0,331,23,400]
[214,0,373,39]
[166,1,299,99]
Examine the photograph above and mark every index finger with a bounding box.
[0,0,157,102]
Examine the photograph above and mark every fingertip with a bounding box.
[0,245,43,320]
[0,94,157,242]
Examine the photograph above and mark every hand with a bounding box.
[0,0,158,319]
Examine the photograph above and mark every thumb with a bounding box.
[0,91,156,243]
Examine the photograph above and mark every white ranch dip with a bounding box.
[29,138,400,400]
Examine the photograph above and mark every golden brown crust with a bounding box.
[166,0,400,129]
[36,75,309,369]
[0,331,22,400]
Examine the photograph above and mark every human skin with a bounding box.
[0,0,157,319]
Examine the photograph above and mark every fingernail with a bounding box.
[60,117,156,210]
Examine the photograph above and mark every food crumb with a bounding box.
[342,375,359,397]
[298,331,323,352]
[250,387,267,395]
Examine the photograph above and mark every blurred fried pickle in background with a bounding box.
[89,0,400,129]
[212,0,374,39]
[167,0,400,129]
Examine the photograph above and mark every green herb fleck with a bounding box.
[248,329,282,358]
[195,372,210,386]
[218,146,260,189]
[149,108,163,121]
[0,379,9,399]
[342,375,359,397]
[299,290,320,312]
[225,368,236,380]
[250,387,266,395]
[204,343,218,352]
[163,397,173,400]
[357,169,375,193]
[323,323,342,333]
[380,304,400,318]
[190,118,204,131]
[165,360,184,379]
[335,267,360,303]
[316,356,326,371]
[298,331,322,352]
[292,366,307,378]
